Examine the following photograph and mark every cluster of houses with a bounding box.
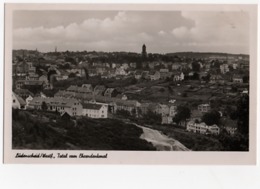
[12,49,247,138]
[13,84,239,136]
[12,83,179,121]
[13,61,50,90]
[134,69,185,82]
[12,53,249,97]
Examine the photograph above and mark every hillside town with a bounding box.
[12,44,249,150]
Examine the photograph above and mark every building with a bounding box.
[12,92,26,109]
[161,116,173,124]
[14,89,34,100]
[186,120,220,135]
[116,93,128,100]
[14,61,36,75]
[122,63,129,70]
[220,64,229,74]
[225,127,237,136]
[28,97,83,116]
[25,95,34,108]
[172,63,182,70]
[82,84,93,92]
[93,85,106,96]
[104,88,119,98]
[233,63,239,69]
[134,70,142,80]
[27,73,39,80]
[198,104,211,113]
[115,100,141,115]
[129,62,137,68]
[66,85,93,94]
[142,44,147,58]
[159,69,171,80]
[56,70,69,81]
[149,71,160,81]
[222,118,237,136]
[210,74,225,84]
[172,72,184,82]
[82,103,108,118]
[115,67,127,76]
[39,75,50,88]
[169,104,177,117]
[232,75,243,83]
[15,80,45,90]
[153,104,169,116]
[139,103,150,115]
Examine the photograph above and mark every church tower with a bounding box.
[142,44,147,58]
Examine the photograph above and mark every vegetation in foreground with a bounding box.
[12,109,155,150]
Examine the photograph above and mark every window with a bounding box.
[13,99,15,103]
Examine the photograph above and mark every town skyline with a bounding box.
[13,10,250,54]
[12,47,250,56]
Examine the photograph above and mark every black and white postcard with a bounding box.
[4,3,257,164]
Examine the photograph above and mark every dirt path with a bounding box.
[132,123,190,151]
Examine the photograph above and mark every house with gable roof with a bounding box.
[82,103,108,118]
[104,88,119,98]
[12,92,26,109]
[149,70,160,81]
[93,85,106,96]
[14,89,34,100]
[28,97,83,116]
[81,84,93,92]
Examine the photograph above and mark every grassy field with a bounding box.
[12,109,155,150]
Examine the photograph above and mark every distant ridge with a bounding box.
[13,49,249,58]
[166,52,249,58]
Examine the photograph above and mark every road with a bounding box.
[131,123,190,151]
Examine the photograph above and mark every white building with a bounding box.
[186,121,220,135]
[25,95,34,109]
[115,67,127,76]
[28,97,83,116]
[162,116,173,124]
[82,103,108,118]
[220,64,229,74]
[198,104,211,113]
[169,105,177,117]
[12,92,26,109]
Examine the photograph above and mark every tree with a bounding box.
[83,67,89,80]
[243,75,249,83]
[47,70,57,81]
[68,72,77,78]
[41,101,48,111]
[201,74,211,82]
[143,110,162,124]
[173,105,191,126]
[181,92,188,97]
[237,95,249,135]
[116,109,131,118]
[192,62,200,72]
[65,57,77,65]
[201,110,221,126]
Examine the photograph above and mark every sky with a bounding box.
[13,10,250,54]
